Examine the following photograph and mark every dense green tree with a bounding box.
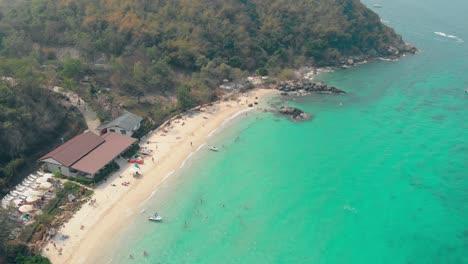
[60,58,84,79]
[176,84,196,111]
[147,60,176,92]
[16,255,51,264]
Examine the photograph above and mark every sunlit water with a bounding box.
[105,1,467,263]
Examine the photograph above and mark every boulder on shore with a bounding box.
[277,80,345,95]
[278,106,311,121]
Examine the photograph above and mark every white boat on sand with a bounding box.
[208,146,219,152]
[148,212,162,221]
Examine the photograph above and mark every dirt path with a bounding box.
[52,86,101,131]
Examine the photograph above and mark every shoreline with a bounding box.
[40,48,417,263]
[42,88,278,264]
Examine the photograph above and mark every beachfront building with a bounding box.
[39,131,137,178]
[96,112,143,136]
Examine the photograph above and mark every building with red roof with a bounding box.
[39,131,137,178]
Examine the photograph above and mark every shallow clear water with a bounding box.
[109,1,467,263]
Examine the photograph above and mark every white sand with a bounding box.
[42,89,277,263]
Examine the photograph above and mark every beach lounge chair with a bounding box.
[2,197,13,207]
[12,190,26,197]
[36,171,44,176]
[2,197,13,204]
[23,179,33,185]
[24,182,35,188]
[15,186,26,192]
[29,174,39,179]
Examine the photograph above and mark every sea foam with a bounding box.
[434,31,464,42]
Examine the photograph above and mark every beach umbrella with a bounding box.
[26,196,40,203]
[134,163,140,168]
[129,167,140,173]
[39,182,52,189]
[22,189,34,196]
[18,204,34,213]
[36,177,48,184]
[12,199,23,207]
[29,190,45,196]
[43,173,54,179]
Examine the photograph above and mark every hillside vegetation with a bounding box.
[0,0,412,195]
[0,58,86,196]
[0,0,409,88]
[1,0,406,65]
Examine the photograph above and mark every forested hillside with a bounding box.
[0,0,413,195]
[0,58,86,196]
[0,0,408,67]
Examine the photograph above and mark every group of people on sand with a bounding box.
[121,181,130,186]
[89,198,97,206]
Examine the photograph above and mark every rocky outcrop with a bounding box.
[278,80,345,96]
[336,43,417,68]
[278,106,312,121]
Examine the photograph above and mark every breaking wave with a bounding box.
[434,31,464,42]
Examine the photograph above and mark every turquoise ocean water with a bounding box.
[108,0,467,263]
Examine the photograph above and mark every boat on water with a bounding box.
[208,146,219,152]
[373,4,383,8]
[148,212,162,221]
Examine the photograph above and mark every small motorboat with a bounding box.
[208,146,219,152]
[373,3,383,8]
[148,212,162,221]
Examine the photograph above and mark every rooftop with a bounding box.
[71,133,137,175]
[38,132,104,166]
[97,112,143,132]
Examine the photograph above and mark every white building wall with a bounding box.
[44,162,71,177]
[107,126,132,136]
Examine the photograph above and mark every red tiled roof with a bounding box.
[71,133,137,175]
[39,131,104,166]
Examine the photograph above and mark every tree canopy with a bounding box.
[0,0,405,68]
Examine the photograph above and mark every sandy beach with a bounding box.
[42,88,277,264]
